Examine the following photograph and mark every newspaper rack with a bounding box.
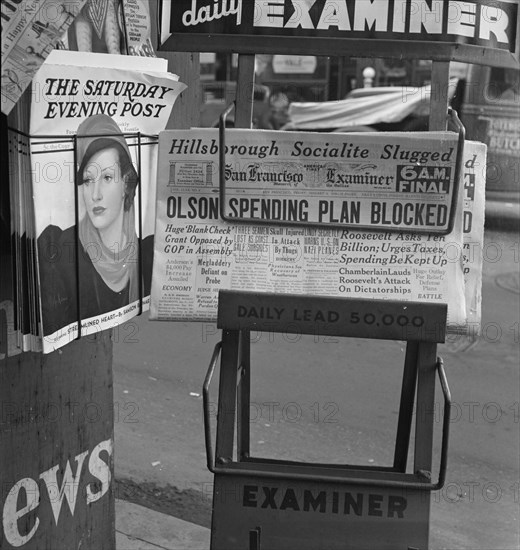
[22,129,157,340]
[180,47,469,549]
[218,103,466,235]
[194,51,465,549]
[203,290,452,550]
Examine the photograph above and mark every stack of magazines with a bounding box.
[6,50,185,354]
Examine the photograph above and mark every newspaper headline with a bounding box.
[150,128,487,334]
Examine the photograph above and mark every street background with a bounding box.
[113,225,519,549]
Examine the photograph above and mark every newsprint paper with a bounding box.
[150,129,487,335]
[29,51,185,353]
[1,0,86,115]
[1,0,155,115]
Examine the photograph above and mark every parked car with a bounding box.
[285,69,519,222]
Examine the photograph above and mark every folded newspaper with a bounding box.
[1,0,156,116]
[1,0,87,115]
[28,51,186,353]
[150,128,486,336]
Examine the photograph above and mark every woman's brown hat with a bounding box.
[76,114,135,184]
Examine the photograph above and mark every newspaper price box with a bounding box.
[203,291,451,550]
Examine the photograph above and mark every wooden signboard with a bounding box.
[0,333,115,550]
[159,0,519,68]
[217,291,447,342]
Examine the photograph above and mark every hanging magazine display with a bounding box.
[1,0,157,117]
[61,0,129,53]
[24,51,186,353]
[150,128,487,335]
[57,0,156,56]
[1,0,87,115]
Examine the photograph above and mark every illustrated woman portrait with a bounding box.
[38,114,153,337]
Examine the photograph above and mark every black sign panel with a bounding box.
[217,290,447,342]
[160,0,519,68]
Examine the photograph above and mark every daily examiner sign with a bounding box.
[160,0,519,66]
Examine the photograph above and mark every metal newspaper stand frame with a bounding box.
[218,103,466,235]
[25,129,154,339]
[203,93,458,550]
[203,291,452,549]
[158,1,519,547]
[202,49,458,550]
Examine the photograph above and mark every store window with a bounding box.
[487,67,520,103]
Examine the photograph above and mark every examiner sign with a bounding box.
[159,0,519,67]
[211,476,432,549]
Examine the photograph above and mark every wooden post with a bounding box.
[150,0,201,130]
[163,51,201,129]
[0,334,114,549]
[413,60,451,479]
[429,61,451,131]
[408,59,452,543]
[1,93,116,549]
[235,54,255,128]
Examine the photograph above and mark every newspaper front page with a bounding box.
[29,51,186,353]
[150,129,484,333]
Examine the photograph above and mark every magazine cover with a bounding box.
[62,0,128,54]
[56,0,155,56]
[150,128,482,333]
[29,51,186,353]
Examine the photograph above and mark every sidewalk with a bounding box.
[116,499,210,550]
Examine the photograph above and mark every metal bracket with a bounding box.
[21,128,158,341]
[203,340,451,491]
[218,104,465,235]
[203,341,222,473]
